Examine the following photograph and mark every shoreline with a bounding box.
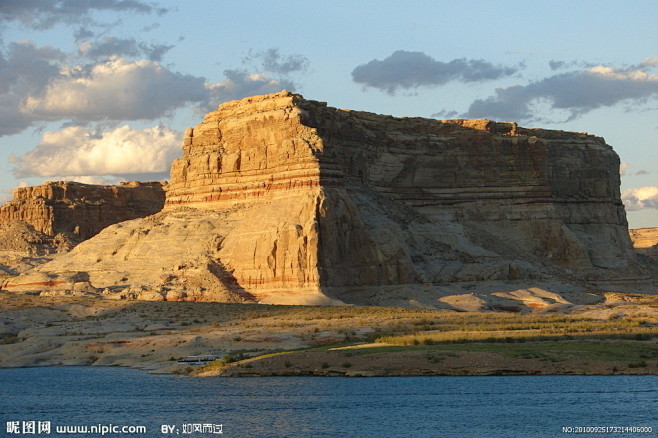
[2,355,658,378]
[1,292,657,377]
[194,342,658,378]
[2,368,658,378]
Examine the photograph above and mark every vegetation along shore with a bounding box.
[1,291,657,377]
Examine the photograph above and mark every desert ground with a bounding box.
[1,290,657,377]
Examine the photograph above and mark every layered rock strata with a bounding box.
[3,91,653,306]
[630,228,658,263]
[0,181,165,241]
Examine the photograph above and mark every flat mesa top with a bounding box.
[204,90,600,143]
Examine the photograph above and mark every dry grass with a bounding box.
[375,314,658,345]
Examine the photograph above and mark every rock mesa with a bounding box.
[3,91,655,307]
[0,181,165,241]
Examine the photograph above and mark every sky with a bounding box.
[0,0,656,228]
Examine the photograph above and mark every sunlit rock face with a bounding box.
[0,181,165,241]
[4,91,654,306]
[631,228,658,263]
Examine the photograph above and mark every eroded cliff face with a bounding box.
[290,101,641,299]
[631,228,658,263]
[3,91,653,307]
[0,181,165,241]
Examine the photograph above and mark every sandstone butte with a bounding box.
[2,91,657,308]
[0,181,165,241]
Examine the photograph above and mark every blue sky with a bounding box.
[0,0,656,228]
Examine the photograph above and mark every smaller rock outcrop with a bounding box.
[0,221,72,277]
[630,228,658,263]
[0,181,166,241]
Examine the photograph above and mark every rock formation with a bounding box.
[3,91,655,307]
[0,181,165,241]
[0,221,71,280]
[630,228,658,263]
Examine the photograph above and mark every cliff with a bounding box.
[0,181,165,241]
[3,92,653,306]
[630,228,658,263]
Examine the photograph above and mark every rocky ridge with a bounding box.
[0,181,165,282]
[2,91,655,307]
[0,181,165,241]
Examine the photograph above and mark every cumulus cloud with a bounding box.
[0,41,65,136]
[12,124,182,178]
[622,186,658,211]
[21,57,208,121]
[0,44,201,136]
[463,63,658,122]
[351,50,519,94]
[78,37,173,61]
[0,42,305,138]
[0,0,166,29]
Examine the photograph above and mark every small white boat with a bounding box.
[177,355,217,365]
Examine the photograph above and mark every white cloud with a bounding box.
[13,124,182,178]
[0,43,305,138]
[352,50,519,94]
[622,186,658,211]
[464,63,658,122]
[0,41,64,136]
[21,58,208,121]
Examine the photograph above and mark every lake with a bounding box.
[0,367,656,437]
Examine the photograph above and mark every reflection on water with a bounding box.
[0,367,656,437]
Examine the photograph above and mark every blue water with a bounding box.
[0,367,656,438]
